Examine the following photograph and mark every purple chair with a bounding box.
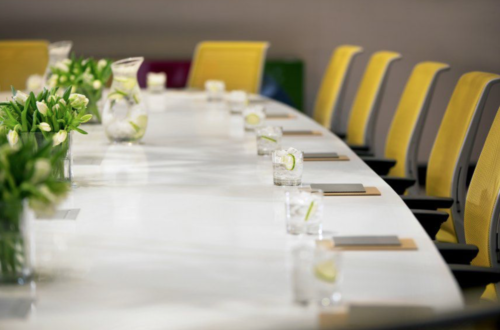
[138,60,191,89]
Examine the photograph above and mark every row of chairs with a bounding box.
[312,45,500,300]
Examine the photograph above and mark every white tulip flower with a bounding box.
[31,159,51,183]
[69,93,89,110]
[38,185,58,203]
[48,95,57,103]
[53,130,68,146]
[48,75,59,88]
[36,101,49,115]
[59,76,67,83]
[26,74,43,91]
[80,114,93,123]
[59,99,66,106]
[7,130,19,146]
[13,91,29,106]
[98,59,107,70]
[53,104,61,112]
[92,80,102,90]
[55,61,69,72]
[39,122,52,132]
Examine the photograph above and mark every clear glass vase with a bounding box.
[19,132,73,183]
[0,200,34,284]
[78,85,105,124]
[102,57,148,144]
[43,40,73,87]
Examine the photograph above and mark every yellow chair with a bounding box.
[346,51,402,150]
[441,107,500,301]
[187,41,269,94]
[312,45,363,132]
[402,72,500,244]
[362,62,450,194]
[0,40,49,91]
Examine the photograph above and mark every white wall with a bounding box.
[2,0,499,162]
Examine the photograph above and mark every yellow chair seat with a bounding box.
[188,41,269,94]
[0,40,49,91]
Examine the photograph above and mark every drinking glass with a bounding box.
[285,189,324,235]
[272,147,303,186]
[205,80,225,101]
[255,126,282,155]
[147,72,167,93]
[227,90,248,114]
[313,247,343,307]
[243,105,266,131]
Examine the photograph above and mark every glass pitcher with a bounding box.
[102,57,148,144]
[43,40,73,87]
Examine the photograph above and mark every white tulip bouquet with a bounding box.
[0,134,69,282]
[47,56,112,123]
[0,87,91,180]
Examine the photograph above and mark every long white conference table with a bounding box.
[1,91,462,329]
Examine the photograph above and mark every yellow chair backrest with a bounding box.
[313,45,363,131]
[428,72,500,243]
[465,107,500,301]
[346,51,402,147]
[188,41,269,94]
[0,40,49,91]
[385,62,450,179]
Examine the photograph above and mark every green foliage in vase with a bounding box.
[47,55,112,123]
[0,87,91,147]
[0,134,69,215]
[0,135,69,280]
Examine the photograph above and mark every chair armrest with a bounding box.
[360,157,396,176]
[412,210,449,240]
[355,151,375,157]
[449,264,500,289]
[336,132,346,140]
[349,144,371,152]
[435,242,479,265]
[401,196,454,210]
[382,176,417,194]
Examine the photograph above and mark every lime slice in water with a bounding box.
[260,136,277,143]
[304,201,317,221]
[245,113,261,125]
[115,77,137,90]
[283,153,295,171]
[314,260,337,283]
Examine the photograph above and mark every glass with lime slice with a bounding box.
[285,189,323,234]
[243,105,266,131]
[272,147,303,186]
[313,248,342,307]
[255,126,282,155]
[205,80,225,101]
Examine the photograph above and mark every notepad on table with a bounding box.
[310,183,365,193]
[304,152,339,159]
[333,235,401,247]
[266,113,296,119]
[316,236,417,251]
[283,130,322,136]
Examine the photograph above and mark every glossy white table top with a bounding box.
[0,91,462,329]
